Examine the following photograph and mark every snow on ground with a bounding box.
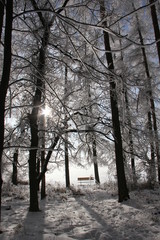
[0,183,160,240]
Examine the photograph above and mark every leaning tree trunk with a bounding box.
[0,0,13,226]
[99,0,129,202]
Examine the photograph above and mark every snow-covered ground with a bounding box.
[0,182,160,240]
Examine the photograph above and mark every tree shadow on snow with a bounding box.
[1,198,47,240]
[73,195,126,240]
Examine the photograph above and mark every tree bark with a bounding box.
[92,138,100,184]
[0,0,13,226]
[118,27,137,186]
[37,135,60,185]
[0,0,5,42]
[12,149,18,185]
[99,0,129,202]
[137,20,157,185]
[65,135,70,188]
[40,115,46,199]
[28,25,49,211]
[64,66,70,188]
[149,0,160,64]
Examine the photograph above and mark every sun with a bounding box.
[41,106,51,116]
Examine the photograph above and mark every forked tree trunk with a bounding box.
[99,0,129,202]
[0,0,13,226]
[37,135,60,185]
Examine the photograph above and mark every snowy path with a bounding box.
[0,187,160,240]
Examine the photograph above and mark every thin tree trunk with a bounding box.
[99,0,129,202]
[83,44,100,184]
[64,66,70,188]
[37,135,60,185]
[124,90,137,185]
[12,149,18,185]
[65,134,70,188]
[92,138,100,184]
[0,0,13,227]
[137,20,157,185]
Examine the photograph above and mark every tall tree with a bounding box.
[64,66,70,188]
[137,20,156,185]
[0,0,13,228]
[149,0,160,182]
[28,0,70,211]
[99,0,129,202]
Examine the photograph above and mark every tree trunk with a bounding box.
[64,66,70,188]
[40,115,46,199]
[137,21,157,185]
[124,90,137,185]
[100,0,129,202]
[12,149,18,185]
[37,135,60,185]
[65,135,70,188]
[28,111,39,211]
[118,27,137,186]
[150,0,160,64]
[0,0,5,42]
[28,25,49,211]
[92,139,100,184]
[0,0,13,226]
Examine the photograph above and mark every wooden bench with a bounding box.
[77,176,94,185]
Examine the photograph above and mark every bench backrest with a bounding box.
[77,177,94,181]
